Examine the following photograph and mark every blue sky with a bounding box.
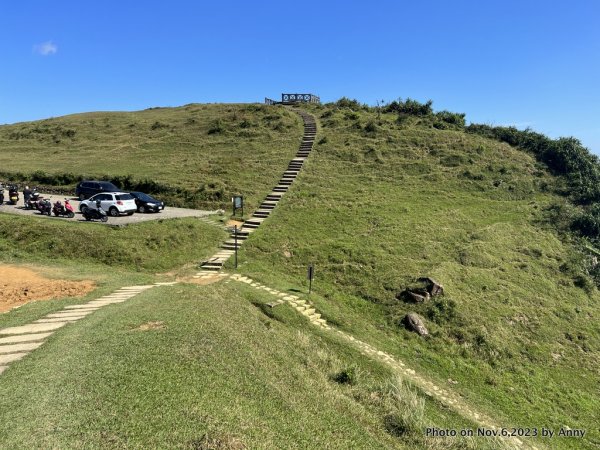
[1,1,599,152]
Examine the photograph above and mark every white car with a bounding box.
[79,192,137,217]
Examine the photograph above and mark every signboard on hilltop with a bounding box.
[281,93,320,104]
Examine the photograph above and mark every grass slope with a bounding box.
[0,104,302,211]
[0,214,226,272]
[0,282,503,449]
[236,104,600,449]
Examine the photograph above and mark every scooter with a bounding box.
[8,185,19,205]
[37,199,52,216]
[82,201,108,222]
[53,199,75,218]
[25,188,41,210]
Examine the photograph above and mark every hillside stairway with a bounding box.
[200,108,316,271]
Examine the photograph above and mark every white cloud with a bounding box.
[34,41,58,56]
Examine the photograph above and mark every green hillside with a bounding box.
[235,101,600,448]
[0,104,302,211]
[1,100,598,449]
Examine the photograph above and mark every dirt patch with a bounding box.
[226,219,244,228]
[0,265,95,313]
[134,321,166,331]
[184,273,229,285]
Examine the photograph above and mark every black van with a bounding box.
[75,180,120,200]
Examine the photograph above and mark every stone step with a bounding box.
[0,322,68,336]
[201,261,223,268]
[245,217,266,225]
[230,233,248,240]
[0,341,44,355]
[265,195,282,201]
[0,353,28,365]
[259,203,276,209]
[303,308,316,316]
[0,332,53,345]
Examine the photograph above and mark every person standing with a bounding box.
[23,185,32,207]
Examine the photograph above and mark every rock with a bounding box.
[417,277,444,296]
[402,313,429,336]
[397,289,430,303]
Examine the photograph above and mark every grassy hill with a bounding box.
[234,101,600,448]
[0,104,302,212]
[1,281,503,449]
[1,100,599,449]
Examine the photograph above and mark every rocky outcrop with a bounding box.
[417,277,444,296]
[402,313,428,336]
[396,288,430,303]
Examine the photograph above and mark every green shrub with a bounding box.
[331,367,359,385]
[364,121,377,134]
[333,97,363,111]
[207,119,224,134]
[383,98,433,116]
[436,110,466,127]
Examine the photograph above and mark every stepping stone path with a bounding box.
[228,273,536,450]
[0,282,174,376]
[199,108,317,272]
[229,273,328,328]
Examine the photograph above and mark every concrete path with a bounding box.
[200,108,317,272]
[0,283,172,376]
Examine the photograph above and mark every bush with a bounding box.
[331,367,359,385]
[426,298,458,324]
[436,110,466,127]
[383,98,433,116]
[364,121,378,134]
[207,119,225,135]
[333,97,363,111]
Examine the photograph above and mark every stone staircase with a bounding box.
[199,108,316,272]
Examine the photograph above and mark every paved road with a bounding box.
[0,191,218,225]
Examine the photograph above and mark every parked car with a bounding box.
[79,192,136,217]
[75,180,120,200]
[129,191,165,213]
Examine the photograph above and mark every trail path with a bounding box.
[0,282,176,375]
[192,270,537,450]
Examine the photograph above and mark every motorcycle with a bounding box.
[8,185,19,205]
[25,188,41,210]
[53,199,75,218]
[36,199,52,216]
[82,201,108,222]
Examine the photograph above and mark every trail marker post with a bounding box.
[307,264,314,294]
